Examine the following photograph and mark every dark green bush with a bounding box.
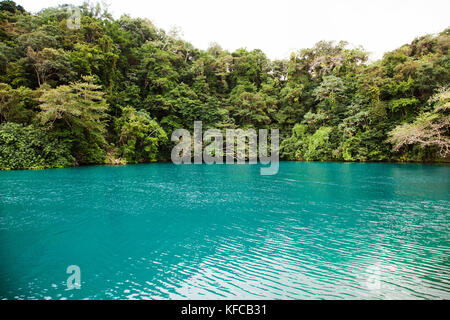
[0,122,75,170]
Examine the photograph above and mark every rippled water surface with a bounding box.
[0,162,449,300]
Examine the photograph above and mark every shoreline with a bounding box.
[1,159,449,172]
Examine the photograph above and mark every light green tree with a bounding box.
[115,106,168,163]
[38,76,109,164]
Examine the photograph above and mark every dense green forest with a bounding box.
[0,1,448,170]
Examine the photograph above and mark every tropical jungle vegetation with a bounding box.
[0,0,448,170]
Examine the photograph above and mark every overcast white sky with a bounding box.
[15,0,450,61]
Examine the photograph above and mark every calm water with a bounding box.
[0,162,449,300]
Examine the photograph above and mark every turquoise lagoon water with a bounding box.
[0,162,449,300]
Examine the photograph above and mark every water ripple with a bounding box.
[0,163,449,300]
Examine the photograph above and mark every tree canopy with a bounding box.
[0,1,448,170]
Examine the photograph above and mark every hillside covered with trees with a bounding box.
[0,1,449,170]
